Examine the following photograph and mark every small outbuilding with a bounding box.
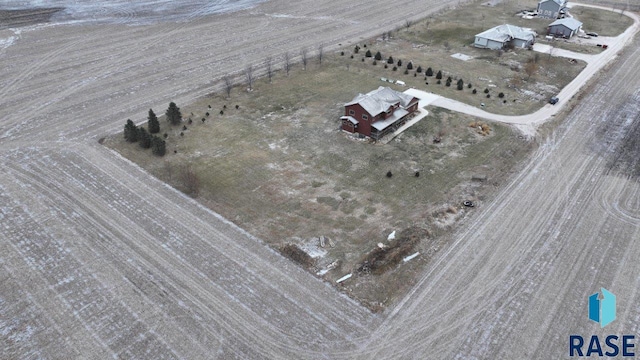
[341,87,419,140]
[537,0,567,19]
[474,24,537,50]
[548,18,583,38]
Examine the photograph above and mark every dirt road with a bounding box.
[2,0,640,358]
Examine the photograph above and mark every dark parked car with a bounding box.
[586,32,598,37]
[549,96,559,105]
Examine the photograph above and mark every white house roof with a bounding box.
[371,109,409,131]
[346,86,416,116]
[539,0,566,6]
[549,17,583,30]
[340,116,359,125]
[475,24,536,43]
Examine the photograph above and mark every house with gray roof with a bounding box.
[548,17,583,38]
[537,0,567,19]
[341,87,419,140]
[474,24,537,50]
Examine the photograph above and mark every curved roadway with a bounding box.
[2,1,640,359]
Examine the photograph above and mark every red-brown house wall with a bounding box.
[345,104,373,137]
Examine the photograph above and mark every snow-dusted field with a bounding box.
[1,0,640,358]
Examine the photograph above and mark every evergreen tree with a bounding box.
[148,109,160,134]
[397,59,402,67]
[407,61,413,70]
[166,102,182,126]
[354,45,360,54]
[124,119,138,142]
[416,66,422,73]
[426,67,434,76]
[387,56,394,64]
[138,127,151,148]
[374,51,382,60]
[365,49,372,57]
[457,79,464,90]
[436,70,443,80]
[151,136,166,156]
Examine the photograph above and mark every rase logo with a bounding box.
[569,288,636,357]
[589,288,616,328]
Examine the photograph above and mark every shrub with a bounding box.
[151,136,166,156]
[437,79,441,84]
[503,100,507,103]
[365,49,372,57]
[472,89,477,94]
[341,51,344,56]
[137,127,151,148]
[467,83,472,88]
[386,171,393,178]
[426,67,433,76]
[484,88,489,94]
[416,66,422,73]
[387,56,394,64]
[498,92,505,98]
[446,76,452,82]
[393,66,397,71]
[362,58,365,62]
[281,243,315,268]
[384,64,388,69]
[436,70,442,79]
[397,59,402,67]
[486,94,491,98]
[350,55,354,59]
[373,60,377,65]
[445,80,451,87]
[407,61,413,70]
[404,69,409,75]
[374,51,382,60]
[457,80,463,90]
[354,45,360,53]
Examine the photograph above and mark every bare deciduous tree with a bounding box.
[180,165,200,197]
[223,75,233,98]
[524,58,539,80]
[300,47,308,70]
[317,43,324,64]
[266,56,273,83]
[245,64,254,90]
[284,52,291,76]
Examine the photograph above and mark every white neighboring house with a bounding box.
[548,18,583,38]
[537,0,567,19]
[474,24,537,50]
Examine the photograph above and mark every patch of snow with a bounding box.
[387,230,396,240]
[403,252,420,262]
[451,53,474,61]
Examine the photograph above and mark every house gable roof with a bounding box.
[549,17,583,30]
[345,86,416,116]
[539,0,566,6]
[475,24,536,43]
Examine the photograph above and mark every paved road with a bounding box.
[2,0,640,359]
[407,4,640,137]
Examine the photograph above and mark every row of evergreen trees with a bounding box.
[123,102,184,157]
[124,119,166,156]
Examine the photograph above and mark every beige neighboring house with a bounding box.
[474,24,537,50]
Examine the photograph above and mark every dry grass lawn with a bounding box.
[104,0,633,308]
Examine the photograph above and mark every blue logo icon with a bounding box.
[589,288,616,328]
